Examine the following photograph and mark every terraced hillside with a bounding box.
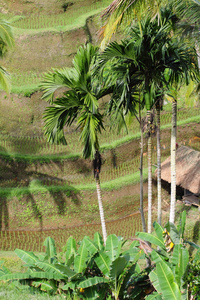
[0,0,199,251]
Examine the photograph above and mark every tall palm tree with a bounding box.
[0,18,14,92]
[98,7,199,229]
[99,2,199,225]
[40,44,111,244]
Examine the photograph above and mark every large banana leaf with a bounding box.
[153,222,165,242]
[14,249,39,265]
[54,263,76,277]
[32,280,57,292]
[93,232,104,250]
[177,211,186,239]
[149,269,162,295]
[105,234,120,261]
[151,261,181,300]
[83,286,106,300]
[74,242,88,273]
[95,251,111,276]
[129,240,140,248]
[150,250,167,264]
[83,237,99,256]
[146,292,163,299]
[171,245,189,288]
[36,262,67,278]
[78,276,109,288]
[136,232,165,249]
[122,247,143,263]
[65,236,77,266]
[43,237,57,263]
[0,271,64,281]
[109,256,128,281]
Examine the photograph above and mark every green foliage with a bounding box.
[41,43,111,158]
[138,212,200,300]
[0,234,151,299]
[185,249,200,299]
[1,214,199,299]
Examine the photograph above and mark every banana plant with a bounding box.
[0,237,74,294]
[61,233,148,299]
[136,211,199,300]
[0,233,151,299]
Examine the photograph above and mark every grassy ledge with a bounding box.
[12,7,108,36]
[0,169,149,196]
[0,115,199,162]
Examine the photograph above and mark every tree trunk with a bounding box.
[196,43,200,70]
[139,125,146,232]
[156,107,162,225]
[169,99,177,224]
[147,110,152,233]
[95,177,107,244]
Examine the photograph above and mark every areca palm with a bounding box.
[99,7,199,230]
[0,18,14,92]
[40,44,110,244]
[99,0,170,48]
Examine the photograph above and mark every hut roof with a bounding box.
[157,145,200,194]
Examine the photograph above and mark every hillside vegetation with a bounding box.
[0,0,199,253]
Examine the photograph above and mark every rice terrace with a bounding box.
[0,0,200,299]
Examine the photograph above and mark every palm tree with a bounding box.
[100,1,200,225]
[99,0,170,48]
[0,18,14,92]
[98,6,199,229]
[40,44,111,244]
[175,0,200,60]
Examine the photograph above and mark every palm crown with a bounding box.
[41,43,110,159]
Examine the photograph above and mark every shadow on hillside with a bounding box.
[0,145,81,230]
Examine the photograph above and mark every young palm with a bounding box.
[40,44,110,244]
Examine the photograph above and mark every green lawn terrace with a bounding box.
[0,107,199,189]
[0,105,199,249]
[0,0,111,97]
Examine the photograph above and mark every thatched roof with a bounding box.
[157,146,200,194]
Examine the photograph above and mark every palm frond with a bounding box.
[0,19,14,57]
[43,94,81,144]
[99,0,169,47]
[40,68,75,103]
[0,66,10,93]
[78,112,104,158]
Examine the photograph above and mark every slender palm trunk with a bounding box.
[96,177,107,244]
[169,99,177,223]
[147,110,152,233]
[196,43,200,70]
[156,107,162,225]
[139,125,146,232]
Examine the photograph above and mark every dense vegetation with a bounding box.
[0,0,199,298]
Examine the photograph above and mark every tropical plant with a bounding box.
[40,43,112,244]
[98,6,199,230]
[0,233,152,299]
[99,0,170,48]
[0,18,14,92]
[136,211,200,299]
[185,249,200,299]
[175,0,200,63]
